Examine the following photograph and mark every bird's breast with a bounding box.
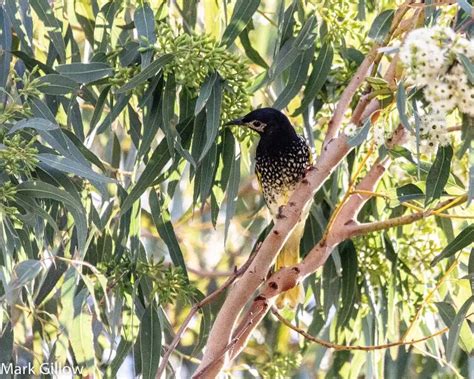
[255,137,310,218]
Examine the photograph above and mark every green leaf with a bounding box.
[0,7,12,102]
[347,118,371,147]
[30,0,66,62]
[115,54,174,93]
[16,181,88,254]
[37,153,115,183]
[194,73,217,115]
[10,260,43,290]
[278,0,298,48]
[70,290,96,373]
[396,82,413,132]
[221,0,260,47]
[0,323,13,367]
[224,144,240,242]
[368,9,394,42]
[294,43,333,116]
[446,296,474,362]
[337,241,358,328]
[8,118,58,134]
[396,183,424,203]
[431,224,474,266]
[135,3,156,68]
[273,44,314,110]
[425,145,453,205]
[199,75,222,161]
[459,53,474,85]
[469,248,474,294]
[139,305,162,379]
[268,15,318,81]
[239,25,268,69]
[120,142,171,215]
[55,62,114,84]
[37,74,80,95]
[458,0,473,15]
[5,0,33,56]
[149,191,188,279]
[90,86,111,132]
[469,139,474,204]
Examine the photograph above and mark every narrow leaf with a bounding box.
[431,224,474,266]
[397,82,413,132]
[425,145,453,205]
[120,142,171,215]
[149,191,188,278]
[55,62,113,84]
[368,9,394,42]
[37,153,115,183]
[273,44,314,110]
[116,54,174,93]
[194,73,217,115]
[446,296,474,362]
[0,7,12,103]
[199,75,222,161]
[135,3,156,68]
[30,0,66,62]
[347,118,371,147]
[37,74,79,95]
[221,0,260,47]
[459,53,474,85]
[294,43,333,115]
[139,305,162,379]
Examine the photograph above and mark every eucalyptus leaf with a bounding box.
[221,0,260,47]
[431,224,474,266]
[116,54,174,93]
[425,145,453,205]
[139,305,162,379]
[56,62,113,84]
[368,9,394,42]
[37,74,80,96]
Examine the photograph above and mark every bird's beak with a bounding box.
[224,118,244,126]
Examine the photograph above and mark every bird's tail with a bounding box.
[275,235,304,309]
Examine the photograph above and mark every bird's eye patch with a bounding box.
[253,121,261,127]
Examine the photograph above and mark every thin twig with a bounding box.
[271,307,449,351]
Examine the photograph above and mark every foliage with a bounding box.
[0,0,472,378]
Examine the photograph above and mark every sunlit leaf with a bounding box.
[221,0,260,47]
[56,62,113,84]
[37,153,115,183]
[446,296,474,362]
[273,44,314,110]
[199,75,222,161]
[294,42,333,115]
[139,305,162,379]
[135,3,156,68]
[425,145,453,205]
[368,9,394,42]
[149,191,188,279]
[116,54,174,93]
[37,74,80,95]
[30,0,66,62]
[431,224,474,266]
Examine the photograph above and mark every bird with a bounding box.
[226,107,313,308]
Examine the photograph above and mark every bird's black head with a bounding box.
[225,107,296,138]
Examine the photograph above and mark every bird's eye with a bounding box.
[253,121,261,127]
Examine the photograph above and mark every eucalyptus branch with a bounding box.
[347,194,468,238]
[156,246,259,378]
[271,307,449,351]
